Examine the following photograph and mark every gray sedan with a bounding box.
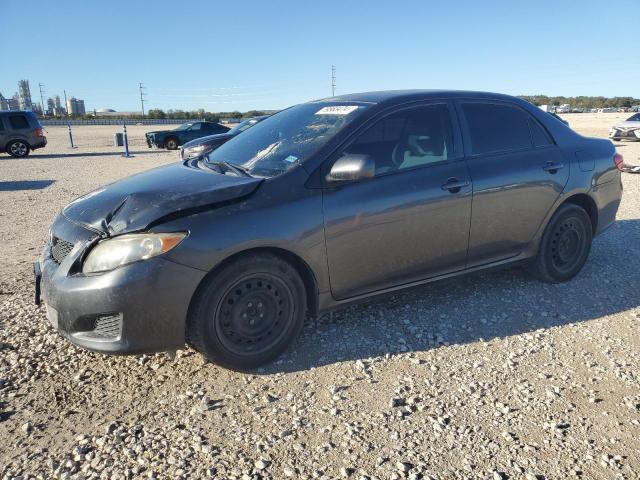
[36,90,623,370]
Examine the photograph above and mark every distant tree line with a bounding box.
[146,109,272,122]
[38,109,274,121]
[519,95,640,109]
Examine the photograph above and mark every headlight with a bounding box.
[82,232,186,274]
[183,144,208,159]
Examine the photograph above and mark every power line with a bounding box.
[331,65,336,97]
[139,82,147,117]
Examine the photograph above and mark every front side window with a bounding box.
[529,118,553,147]
[343,104,454,176]
[190,123,202,131]
[462,102,532,155]
[9,115,29,129]
[208,103,369,178]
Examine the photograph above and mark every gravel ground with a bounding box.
[1,117,639,480]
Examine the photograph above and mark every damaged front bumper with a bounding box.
[35,215,206,354]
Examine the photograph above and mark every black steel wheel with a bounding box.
[527,203,592,283]
[215,273,295,356]
[187,253,307,370]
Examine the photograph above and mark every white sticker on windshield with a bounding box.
[315,105,359,115]
[284,155,299,163]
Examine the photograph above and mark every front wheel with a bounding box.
[8,140,30,157]
[165,138,178,150]
[187,254,307,370]
[527,204,593,283]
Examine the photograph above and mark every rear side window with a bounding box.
[528,118,552,147]
[9,115,29,129]
[462,103,532,155]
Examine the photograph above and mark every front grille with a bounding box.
[51,237,75,264]
[93,314,122,339]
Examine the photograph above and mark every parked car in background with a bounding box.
[36,90,623,370]
[145,121,230,150]
[180,116,269,161]
[0,110,46,157]
[609,113,640,141]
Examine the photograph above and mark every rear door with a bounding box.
[7,113,31,140]
[322,102,472,300]
[0,116,6,148]
[456,100,569,266]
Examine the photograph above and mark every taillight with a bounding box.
[35,128,44,137]
[614,153,624,171]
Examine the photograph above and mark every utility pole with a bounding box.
[139,82,146,118]
[38,82,45,116]
[331,65,336,97]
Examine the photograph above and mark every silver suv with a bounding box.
[0,110,47,157]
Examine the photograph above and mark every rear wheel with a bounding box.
[7,140,30,158]
[165,137,178,150]
[527,204,593,283]
[187,254,307,370]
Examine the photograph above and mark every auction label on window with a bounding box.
[316,105,359,115]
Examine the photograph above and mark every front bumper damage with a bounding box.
[609,127,640,140]
[35,215,206,354]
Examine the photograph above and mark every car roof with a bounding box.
[311,89,522,106]
[0,110,34,115]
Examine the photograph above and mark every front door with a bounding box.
[322,102,473,300]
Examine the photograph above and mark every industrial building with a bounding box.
[17,79,33,110]
[66,97,86,115]
[0,92,19,111]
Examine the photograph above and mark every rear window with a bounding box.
[462,102,532,155]
[9,114,30,129]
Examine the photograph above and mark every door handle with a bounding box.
[543,162,564,174]
[441,178,470,193]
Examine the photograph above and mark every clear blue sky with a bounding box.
[1,0,638,113]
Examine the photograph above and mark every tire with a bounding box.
[187,253,307,370]
[527,204,593,283]
[7,140,30,158]
[165,137,178,150]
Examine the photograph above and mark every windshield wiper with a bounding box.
[207,160,253,177]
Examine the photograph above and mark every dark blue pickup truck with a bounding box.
[145,121,229,150]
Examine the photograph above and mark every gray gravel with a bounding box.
[1,124,640,479]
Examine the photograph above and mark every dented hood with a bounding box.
[63,162,262,235]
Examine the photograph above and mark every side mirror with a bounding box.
[326,154,375,182]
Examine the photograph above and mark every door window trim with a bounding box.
[320,100,464,186]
